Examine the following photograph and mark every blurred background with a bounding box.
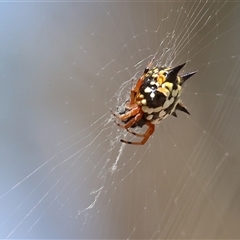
[1,1,240,239]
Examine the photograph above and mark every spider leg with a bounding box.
[129,57,155,105]
[114,111,143,129]
[114,119,145,137]
[144,56,155,73]
[120,122,155,145]
[110,107,140,121]
[125,128,145,137]
[129,78,144,105]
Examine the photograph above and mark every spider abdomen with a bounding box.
[138,69,181,125]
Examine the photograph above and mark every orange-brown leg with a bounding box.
[129,57,155,105]
[128,77,144,105]
[114,111,143,130]
[144,56,155,73]
[110,106,140,121]
[125,128,145,137]
[120,122,155,145]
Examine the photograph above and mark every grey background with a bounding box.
[1,1,240,239]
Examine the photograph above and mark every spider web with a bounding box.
[1,1,240,239]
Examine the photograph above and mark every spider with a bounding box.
[111,58,197,145]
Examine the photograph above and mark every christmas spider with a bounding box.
[111,59,197,145]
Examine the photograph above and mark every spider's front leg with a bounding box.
[129,57,155,105]
[111,107,142,129]
[110,105,139,121]
[118,111,143,129]
[121,122,155,145]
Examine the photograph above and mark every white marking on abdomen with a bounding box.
[163,97,174,109]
